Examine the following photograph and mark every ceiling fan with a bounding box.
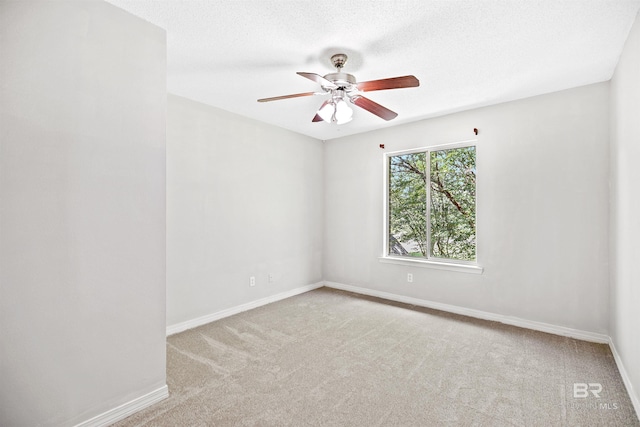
[257,54,419,124]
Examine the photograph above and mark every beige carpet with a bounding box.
[115,288,639,426]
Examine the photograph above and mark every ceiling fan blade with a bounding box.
[350,96,398,121]
[356,75,419,92]
[297,72,338,89]
[257,91,318,102]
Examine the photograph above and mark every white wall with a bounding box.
[324,83,610,334]
[0,1,167,426]
[167,95,323,327]
[610,9,640,412]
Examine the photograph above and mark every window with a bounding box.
[385,142,477,265]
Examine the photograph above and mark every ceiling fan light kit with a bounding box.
[258,53,419,124]
[317,90,353,124]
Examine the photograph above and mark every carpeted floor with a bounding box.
[115,287,639,426]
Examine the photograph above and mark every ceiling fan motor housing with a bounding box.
[322,72,356,91]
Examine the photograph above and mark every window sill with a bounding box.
[378,256,484,274]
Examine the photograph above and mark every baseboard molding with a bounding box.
[74,385,168,427]
[323,281,610,344]
[608,338,640,419]
[166,282,324,336]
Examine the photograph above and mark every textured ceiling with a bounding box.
[106,0,640,141]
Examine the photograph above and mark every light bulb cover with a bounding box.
[334,99,353,124]
[317,101,335,122]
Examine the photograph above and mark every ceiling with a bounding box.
[105,0,640,141]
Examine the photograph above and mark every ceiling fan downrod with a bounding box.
[323,54,356,91]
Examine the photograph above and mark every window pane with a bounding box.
[389,152,427,257]
[429,146,476,261]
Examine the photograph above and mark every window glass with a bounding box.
[389,152,427,257]
[430,146,476,261]
[387,145,476,263]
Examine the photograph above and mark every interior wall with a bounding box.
[0,1,167,426]
[324,82,610,334]
[610,9,640,411]
[167,95,323,327]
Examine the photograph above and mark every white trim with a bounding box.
[323,281,609,343]
[608,337,640,418]
[74,385,168,427]
[166,282,324,336]
[378,256,483,274]
[384,139,478,157]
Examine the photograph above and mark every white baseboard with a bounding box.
[608,338,640,419]
[166,282,324,336]
[323,281,610,344]
[74,385,168,427]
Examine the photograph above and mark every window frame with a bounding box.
[381,140,483,274]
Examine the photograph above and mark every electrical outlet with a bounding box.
[407,273,413,283]
[268,273,274,283]
[250,276,255,287]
